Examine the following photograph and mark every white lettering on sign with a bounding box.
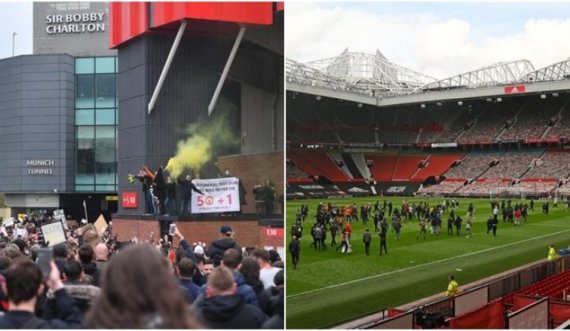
[26,160,55,167]
[45,12,106,35]
[25,160,55,176]
[191,178,241,214]
[387,186,406,193]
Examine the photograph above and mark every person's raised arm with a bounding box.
[173,225,196,263]
[46,261,82,328]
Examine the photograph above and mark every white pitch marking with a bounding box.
[288,228,570,299]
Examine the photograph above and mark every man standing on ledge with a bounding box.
[446,275,458,297]
[178,174,204,216]
[135,168,154,214]
[222,168,247,214]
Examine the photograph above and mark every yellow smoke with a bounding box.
[165,100,239,179]
[165,135,211,179]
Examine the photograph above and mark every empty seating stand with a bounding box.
[503,271,570,305]
[412,154,464,182]
[392,155,425,181]
[366,154,399,181]
[287,150,349,181]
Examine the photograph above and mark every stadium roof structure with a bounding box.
[298,49,437,97]
[420,60,535,91]
[287,50,570,107]
[522,57,570,83]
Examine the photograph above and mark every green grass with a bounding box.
[285,197,570,329]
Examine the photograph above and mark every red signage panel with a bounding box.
[152,2,274,28]
[110,2,277,48]
[109,2,149,49]
[504,85,526,94]
[263,227,284,238]
[122,191,138,208]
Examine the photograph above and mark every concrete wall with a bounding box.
[0,54,75,194]
[33,2,116,57]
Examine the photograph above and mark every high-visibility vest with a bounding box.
[548,247,557,262]
[446,280,458,296]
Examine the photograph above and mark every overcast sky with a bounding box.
[0,2,33,60]
[2,1,570,80]
[287,2,570,79]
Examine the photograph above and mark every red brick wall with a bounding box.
[259,227,284,248]
[217,152,283,214]
[175,220,259,247]
[113,218,283,249]
[112,219,161,242]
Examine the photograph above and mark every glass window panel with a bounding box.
[95,74,116,108]
[95,126,116,186]
[75,109,94,125]
[75,185,94,192]
[95,185,117,192]
[115,57,118,73]
[96,108,115,125]
[76,126,95,185]
[77,125,94,139]
[76,74,94,108]
[95,57,115,74]
[75,58,94,74]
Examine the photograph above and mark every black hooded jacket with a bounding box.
[195,294,266,329]
[207,238,241,266]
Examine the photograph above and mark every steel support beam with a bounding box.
[148,20,187,114]
[208,27,246,116]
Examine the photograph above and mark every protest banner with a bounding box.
[191,177,240,213]
[41,222,66,246]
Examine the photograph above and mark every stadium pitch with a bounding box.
[286,196,570,329]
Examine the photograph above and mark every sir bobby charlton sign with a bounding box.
[45,12,106,34]
[191,178,240,214]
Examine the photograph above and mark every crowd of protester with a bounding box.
[290,199,476,260]
[0,215,284,329]
[134,167,278,217]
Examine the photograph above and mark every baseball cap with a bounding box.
[220,225,232,234]
[194,245,204,255]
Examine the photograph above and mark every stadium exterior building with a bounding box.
[0,2,284,250]
[109,2,284,250]
[0,2,118,220]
